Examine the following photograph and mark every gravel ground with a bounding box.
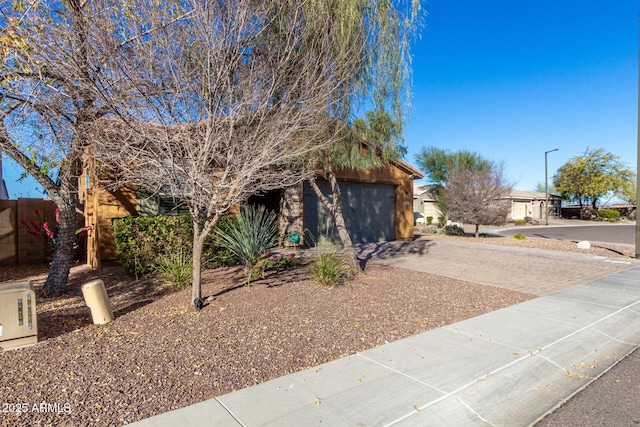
[0,232,634,427]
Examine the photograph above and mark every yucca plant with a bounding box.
[311,244,347,287]
[156,248,193,289]
[216,205,279,283]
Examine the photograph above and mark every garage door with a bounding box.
[303,181,396,245]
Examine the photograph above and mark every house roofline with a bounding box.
[393,158,424,180]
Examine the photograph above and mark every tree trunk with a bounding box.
[474,223,480,238]
[578,199,584,219]
[309,171,362,273]
[191,228,207,310]
[41,204,77,296]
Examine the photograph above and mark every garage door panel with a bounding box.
[304,181,395,245]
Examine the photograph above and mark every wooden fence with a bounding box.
[0,198,59,266]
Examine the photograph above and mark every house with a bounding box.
[508,190,561,221]
[79,155,424,268]
[414,186,562,224]
[276,159,424,248]
[413,184,441,224]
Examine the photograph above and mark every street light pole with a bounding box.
[545,148,559,226]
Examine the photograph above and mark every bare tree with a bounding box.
[443,162,512,238]
[86,0,371,309]
[0,0,134,295]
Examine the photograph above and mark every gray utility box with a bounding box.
[0,281,38,351]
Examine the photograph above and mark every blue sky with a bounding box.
[405,0,639,192]
[2,1,639,198]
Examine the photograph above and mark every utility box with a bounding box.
[81,279,114,325]
[0,281,38,351]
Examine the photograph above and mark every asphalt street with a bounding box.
[537,348,640,426]
[499,224,635,246]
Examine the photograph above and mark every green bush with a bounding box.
[514,219,527,226]
[112,215,191,276]
[513,233,526,240]
[156,249,193,289]
[311,245,346,287]
[598,209,620,220]
[437,216,445,226]
[426,216,433,225]
[443,224,465,236]
[112,215,239,277]
[216,205,279,283]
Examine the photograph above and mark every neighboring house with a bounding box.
[508,190,561,221]
[79,155,424,268]
[413,184,441,224]
[0,155,9,200]
[414,186,561,224]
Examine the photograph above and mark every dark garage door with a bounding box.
[303,181,396,245]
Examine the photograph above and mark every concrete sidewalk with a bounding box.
[130,243,640,427]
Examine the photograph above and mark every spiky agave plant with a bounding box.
[216,205,279,284]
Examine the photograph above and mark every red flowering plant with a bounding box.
[20,208,91,251]
[20,208,55,259]
[249,251,301,281]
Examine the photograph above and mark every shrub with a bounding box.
[112,215,238,277]
[513,233,526,240]
[259,252,300,271]
[443,224,465,236]
[514,219,527,226]
[216,205,279,283]
[437,216,445,226]
[598,209,620,220]
[251,252,301,281]
[418,224,439,235]
[112,215,191,276]
[156,249,193,289]
[426,216,433,225]
[311,245,346,287]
